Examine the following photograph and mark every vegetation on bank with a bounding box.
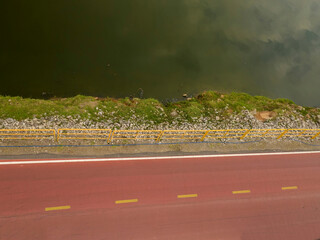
[0,91,319,123]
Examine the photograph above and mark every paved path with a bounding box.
[1,152,320,239]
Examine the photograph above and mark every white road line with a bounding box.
[0,151,319,165]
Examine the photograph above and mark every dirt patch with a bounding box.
[255,111,277,121]
[79,100,98,109]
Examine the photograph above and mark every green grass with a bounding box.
[0,95,97,120]
[0,91,318,124]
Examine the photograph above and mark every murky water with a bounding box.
[1,1,320,106]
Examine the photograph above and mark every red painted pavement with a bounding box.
[1,153,320,239]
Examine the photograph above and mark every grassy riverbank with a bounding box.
[0,91,319,124]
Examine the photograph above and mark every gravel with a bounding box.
[0,109,319,131]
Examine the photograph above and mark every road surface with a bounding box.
[1,151,320,240]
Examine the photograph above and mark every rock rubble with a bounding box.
[0,109,319,131]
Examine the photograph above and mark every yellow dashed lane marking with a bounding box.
[115,199,138,204]
[282,186,298,190]
[232,190,251,194]
[177,194,198,198]
[44,185,299,211]
[45,205,71,211]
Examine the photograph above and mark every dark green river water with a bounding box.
[1,0,320,106]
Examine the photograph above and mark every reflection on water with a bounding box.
[1,0,320,106]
